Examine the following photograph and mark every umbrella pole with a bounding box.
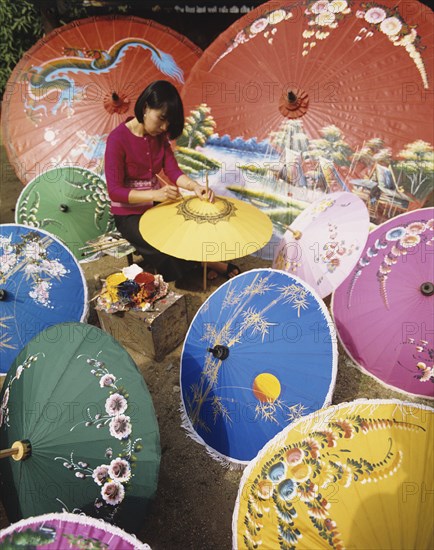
[0,448,18,459]
[203,261,207,291]
[0,440,31,461]
[287,227,302,240]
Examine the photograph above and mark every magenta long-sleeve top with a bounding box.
[104,119,183,215]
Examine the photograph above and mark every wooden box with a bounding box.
[96,291,188,361]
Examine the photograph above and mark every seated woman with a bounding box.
[104,80,239,282]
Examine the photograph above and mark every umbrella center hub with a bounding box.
[177,196,236,225]
[104,91,130,115]
[0,289,6,300]
[420,282,434,296]
[207,345,230,360]
[279,87,309,119]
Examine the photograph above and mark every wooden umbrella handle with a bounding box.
[0,440,31,461]
[287,226,302,240]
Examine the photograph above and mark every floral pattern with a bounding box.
[237,404,428,549]
[348,215,434,308]
[0,231,69,308]
[273,194,366,297]
[354,2,428,88]
[401,338,434,384]
[213,6,293,67]
[319,223,358,276]
[0,354,41,429]
[214,2,428,90]
[302,0,351,55]
[55,353,143,521]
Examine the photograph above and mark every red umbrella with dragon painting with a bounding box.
[2,16,201,184]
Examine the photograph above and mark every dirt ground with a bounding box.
[0,130,432,550]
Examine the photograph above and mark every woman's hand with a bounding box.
[193,182,215,203]
[154,185,181,202]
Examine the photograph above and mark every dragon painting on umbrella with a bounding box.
[2,16,202,181]
[25,36,185,121]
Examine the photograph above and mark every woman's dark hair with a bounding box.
[134,80,184,139]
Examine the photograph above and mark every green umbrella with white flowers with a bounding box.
[15,167,114,261]
[0,323,160,534]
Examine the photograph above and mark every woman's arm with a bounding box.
[105,131,180,204]
[104,133,130,203]
[128,185,180,203]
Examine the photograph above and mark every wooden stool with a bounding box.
[96,292,188,361]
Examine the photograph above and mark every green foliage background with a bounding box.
[0,0,43,100]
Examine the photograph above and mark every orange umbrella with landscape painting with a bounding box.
[181,0,433,248]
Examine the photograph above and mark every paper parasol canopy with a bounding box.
[332,207,434,399]
[139,195,273,262]
[0,323,160,534]
[180,268,337,465]
[233,399,434,550]
[0,224,88,376]
[2,15,202,182]
[273,191,370,297]
[0,512,151,549]
[15,167,114,260]
[180,0,433,257]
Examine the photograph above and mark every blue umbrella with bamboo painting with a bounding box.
[180,268,338,465]
[0,224,87,375]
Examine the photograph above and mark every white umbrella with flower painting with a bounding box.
[0,224,88,375]
[273,192,369,298]
[332,208,434,398]
[0,323,160,534]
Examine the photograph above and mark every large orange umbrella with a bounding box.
[181,0,433,255]
[2,16,201,184]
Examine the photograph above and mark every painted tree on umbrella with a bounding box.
[181,0,433,245]
[181,269,337,464]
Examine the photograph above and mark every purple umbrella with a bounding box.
[0,512,150,549]
[332,208,434,398]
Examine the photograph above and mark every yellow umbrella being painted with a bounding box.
[139,195,272,287]
[233,399,433,550]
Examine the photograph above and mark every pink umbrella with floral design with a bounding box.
[273,192,370,297]
[332,208,434,398]
[0,512,151,549]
